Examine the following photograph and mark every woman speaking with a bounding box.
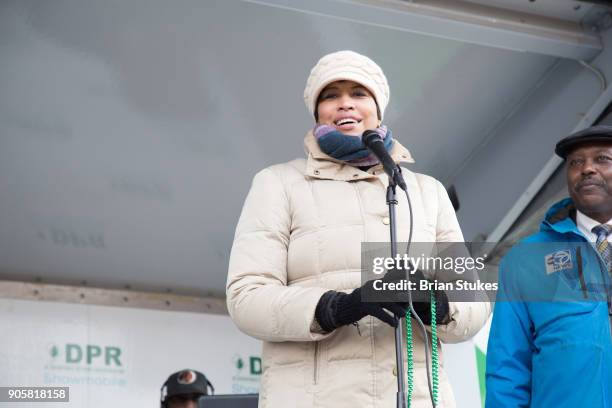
[227,50,489,408]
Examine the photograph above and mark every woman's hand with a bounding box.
[314,268,450,331]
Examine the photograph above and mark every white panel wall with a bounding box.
[0,299,484,407]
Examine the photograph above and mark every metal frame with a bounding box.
[0,280,228,314]
[450,25,612,244]
[242,0,603,60]
[486,80,612,243]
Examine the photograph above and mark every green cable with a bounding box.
[405,311,414,407]
[405,290,440,407]
[430,290,439,406]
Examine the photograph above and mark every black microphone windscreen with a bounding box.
[362,130,382,147]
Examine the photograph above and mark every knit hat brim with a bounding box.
[310,67,383,118]
[304,50,389,121]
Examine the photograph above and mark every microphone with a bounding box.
[362,130,407,191]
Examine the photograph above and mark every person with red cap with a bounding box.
[160,369,214,408]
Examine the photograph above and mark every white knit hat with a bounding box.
[303,50,390,120]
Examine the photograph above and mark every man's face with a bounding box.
[167,394,200,408]
[566,142,612,223]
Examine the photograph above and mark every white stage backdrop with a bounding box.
[0,298,488,407]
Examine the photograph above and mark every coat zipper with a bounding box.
[588,242,612,341]
[576,247,588,299]
[313,341,319,385]
[608,304,612,343]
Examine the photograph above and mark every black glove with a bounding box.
[410,289,450,326]
[315,286,407,331]
[315,268,450,331]
[391,267,450,325]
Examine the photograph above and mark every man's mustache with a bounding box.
[575,178,607,191]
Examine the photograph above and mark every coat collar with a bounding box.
[541,197,581,236]
[303,130,415,182]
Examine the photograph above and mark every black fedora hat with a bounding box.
[555,125,612,159]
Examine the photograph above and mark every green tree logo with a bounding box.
[49,344,59,359]
[236,357,244,371]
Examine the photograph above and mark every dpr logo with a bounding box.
[232,354,262,393]
[48,343,122,367]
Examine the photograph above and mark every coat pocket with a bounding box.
[532,342,606,407]
[262,340,309,367]
[324,319,374,362]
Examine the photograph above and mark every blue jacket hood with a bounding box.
[539,197,579,237]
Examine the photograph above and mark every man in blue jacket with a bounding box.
[486,125,612,407]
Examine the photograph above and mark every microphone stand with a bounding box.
[386,177,407,408]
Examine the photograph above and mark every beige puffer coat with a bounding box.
[227,131,490,408]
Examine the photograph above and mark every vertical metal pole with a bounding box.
[387,183,407,408]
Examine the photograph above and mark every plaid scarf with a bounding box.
[313,125,393,167]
